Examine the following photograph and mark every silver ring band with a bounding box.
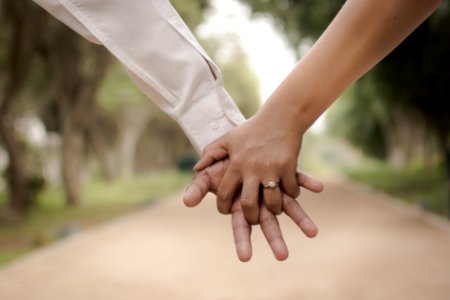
[263,181,279,189]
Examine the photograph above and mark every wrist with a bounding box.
[252,104,305,147]
[257,96,311,140]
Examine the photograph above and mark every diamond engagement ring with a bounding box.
[263,181,279,189]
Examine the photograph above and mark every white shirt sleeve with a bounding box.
[32,0,246,153]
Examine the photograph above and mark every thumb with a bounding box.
[194,140,228,171]
[183,173,210,207]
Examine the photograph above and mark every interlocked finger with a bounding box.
[282,194,318,238]
[231,200,252,262]
[216,168,241,214]
[260,204,289,261]
[240,177,260,225]
[262,179,282,215]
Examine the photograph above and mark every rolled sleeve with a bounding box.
[177,85,245,152]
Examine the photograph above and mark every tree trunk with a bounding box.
[445,148,450,219]
[382,108,436,168]
[383,113,410,168]
[60,121,83,206]
[44,24,110,206]
[0,113,29,212]
[116,105,152,178]
[440,132,450,219]
[87,125,117,181]
[0,0,43,212]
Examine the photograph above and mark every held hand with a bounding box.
[231,192,318,261]
[184,160,323,262]
[194,114,303,224]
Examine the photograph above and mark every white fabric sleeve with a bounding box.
[32,0,246,153]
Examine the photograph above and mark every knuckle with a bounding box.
[227,161,241,173]
[283,197,298,211]
[226,157,245,174]
[202,144,213,155]
[259,211,271,224]
[231,154,247,167]
[277,159,290,169]
[202,168,211,181]
[230,202,241,214]
[203,168,220,193]
[240,197,256,209]
[260,215,277,230]
[217,190,231,203]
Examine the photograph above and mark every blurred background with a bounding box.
[0,0,449,270]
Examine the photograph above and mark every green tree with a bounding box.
[202,34,261,118]
[0,0,47,212]
[92,4,261,177]
[240,0,449,162]
[238,0,345,54]
[172,0,210,29]
[38,18,111,206]
[240,0,450,212]
[0,0,260,215]
[94,63,192,178]
[371,9,450,163]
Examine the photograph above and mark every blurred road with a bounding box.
[1,180,450,300]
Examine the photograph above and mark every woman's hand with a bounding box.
[184,159,323,262]
[194,112,304,224]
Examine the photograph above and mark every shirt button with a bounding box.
[210,121,220,130]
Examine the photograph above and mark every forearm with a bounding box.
[32,0,245,153]
[261,0,443,136]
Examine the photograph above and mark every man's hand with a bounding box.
[194,114,304,225]
[184,160,323,262]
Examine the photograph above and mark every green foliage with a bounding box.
[0,13,11,73]
[326,77,387,159]
[370,4,450,141]
[241,0,450,216]
[97,63,147,112]
[96,0,212,113]
[299,131,373,177]
[172,0,210,29]
[0,0,222,265]
[221,46,261,118]
[346,163,448,215]
[239,0,345,51]
[0,170,192,266]
[202,34,261,118]
[242,0,450,161]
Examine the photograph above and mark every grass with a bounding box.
[345,163,448,216]
[0,169,192,266]
[300,132,448,218]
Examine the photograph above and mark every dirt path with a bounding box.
[1,180,450,300]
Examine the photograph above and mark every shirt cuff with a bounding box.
[177,84,246,154]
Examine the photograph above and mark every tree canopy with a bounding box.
[0,0,261,213]
[240,0,450,166]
